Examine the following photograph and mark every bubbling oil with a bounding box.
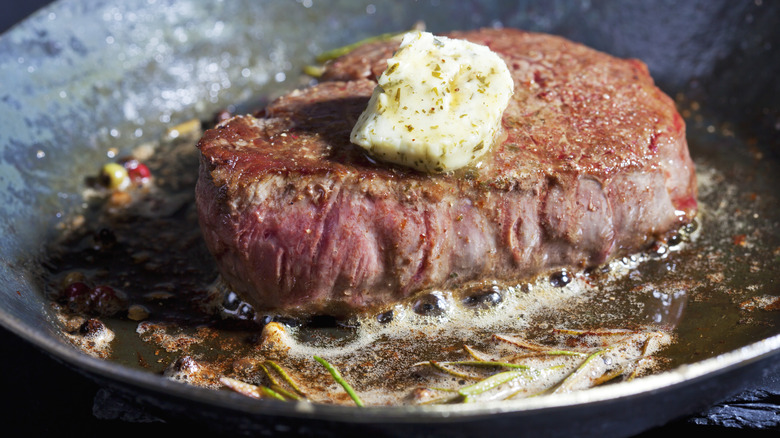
[228,235,692,363]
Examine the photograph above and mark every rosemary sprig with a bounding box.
[551,349,605,394]
[265,360,306,396]
[493,334,558,352]
[428,387,458,392]
[313,355,365,407]
[458,369,529,402]
[493,334,586,357]
[502,351,587,362]
[503,365,566,400]
[315,31,404,63]
[443,360,530,370]
[420,330,668,403]
[258,362,281,387]
[270,384,304,401]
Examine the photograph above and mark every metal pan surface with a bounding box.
[1,1,778,436]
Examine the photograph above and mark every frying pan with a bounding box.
[1,0,779,436]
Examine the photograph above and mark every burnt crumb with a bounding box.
[79,318,105,336]
[169,355,200,375]
[137,351,150,368]
[163,355,221,389]
[60,314,115,359]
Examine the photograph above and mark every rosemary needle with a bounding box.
[258,362,281,387]
[493,334,584,356]
[552,349,605,394]
[458,369,528,401]
[260,385,287,401]
[446,360,530,369]
[315,31,403,63]
[303,65,325,78]
[270,384,304,402]
[265,360,306,396]
[591,366,626,387]
[314,356,365,407]
[427,360,482,380]
[462,345,489,361]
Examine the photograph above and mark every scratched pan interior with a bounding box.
[1,1,779,437]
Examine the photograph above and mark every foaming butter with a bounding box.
[350,31,514,172]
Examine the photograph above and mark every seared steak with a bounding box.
[196,28,697,316]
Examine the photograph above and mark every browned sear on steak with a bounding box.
[196,28,697,316]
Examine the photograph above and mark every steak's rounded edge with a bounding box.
[196,28,697,317]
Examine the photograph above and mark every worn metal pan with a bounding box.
[1,1,778,436]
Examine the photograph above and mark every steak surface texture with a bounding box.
[196,28,697,316]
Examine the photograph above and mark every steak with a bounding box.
[196,28,697,316]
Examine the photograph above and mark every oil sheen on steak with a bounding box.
[196,28,697,316]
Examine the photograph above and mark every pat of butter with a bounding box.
[350,31,513,172]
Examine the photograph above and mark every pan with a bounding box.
[1,1,778,436]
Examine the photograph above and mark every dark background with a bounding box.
[1,1,777,437]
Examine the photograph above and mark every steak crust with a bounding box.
[197,28,697,316]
